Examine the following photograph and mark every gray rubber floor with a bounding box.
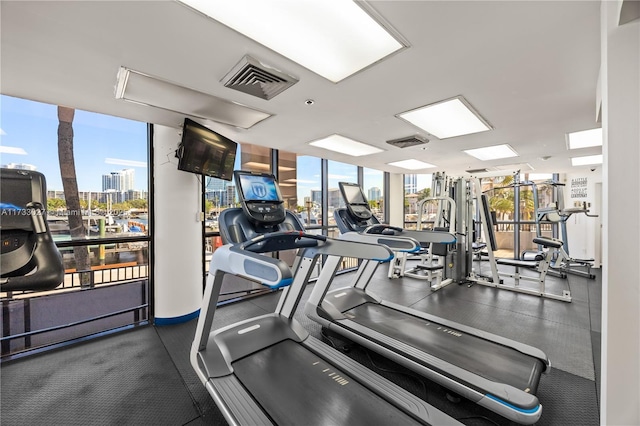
[1,260,601,425]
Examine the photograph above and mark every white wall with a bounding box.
[601,1,640,424]
[153,124,203,323]
[563,171,602,265]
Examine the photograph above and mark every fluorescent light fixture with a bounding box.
[0,146,27,155]
[387,159,436,170]
[178,0,406,83]
[527,173,554,181]
[397,96,492,139]
[309,134,384,157]
[571,154,603,166]
[464,144,518,161]
[114,67,271,129]
[566,128,603,149]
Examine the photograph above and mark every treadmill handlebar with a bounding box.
[221,245,293,287]
[26,202,48,234]
[399,229,456,244]
[363,224,404,235]
[240,231,326,253]
[339,231,420,253]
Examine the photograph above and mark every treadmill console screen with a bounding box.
[339,182,372,221]
[1,171,42,232]
[235,171,286,226]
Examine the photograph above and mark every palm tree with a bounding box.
[486,175,515,221]
[57,106,91,272]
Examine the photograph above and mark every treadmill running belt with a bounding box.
[233,339,419,426]
[345,303,545,393]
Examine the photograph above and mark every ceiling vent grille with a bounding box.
[386,135,429,148]
[222,55,298,100]
[466,168,491,174]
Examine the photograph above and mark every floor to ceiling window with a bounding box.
[1,94,150,359]
[294,155,323,228]
[403,173,433,230]
[363,167,385,223]
[327,160,357,235]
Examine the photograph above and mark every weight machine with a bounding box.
[532,182,597,279]
[454,176,573,302]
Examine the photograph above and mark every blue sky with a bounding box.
[1,94,430,203]
[1,95,148,192]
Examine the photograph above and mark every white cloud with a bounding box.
[0,146,27,155]
[328,174,354,180]
[105,158,147,168]
[0,128,6,136]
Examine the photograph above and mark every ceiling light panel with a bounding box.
[571,154,603,166]
[309,134,384,156]
[397,96,492,139]
[387,159,436,170]
[179,0,405,83]
[463,144,519,161]
[114,67,271,129]
[494,162,534,171]
[566,128,603,149]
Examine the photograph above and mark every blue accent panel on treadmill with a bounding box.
[373,254,395,263]
[155,309,200,326]
[485,393,541,414]
[263,277,293,289]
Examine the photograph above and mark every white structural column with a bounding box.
[152,124,203,324]
[388,173,405,227]
[600,1,640,424]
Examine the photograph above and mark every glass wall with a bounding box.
[327,160,357,233]
[363,167,384,223]
[404,173,433,230]
[1,95,150,358]
[295,155,322,228]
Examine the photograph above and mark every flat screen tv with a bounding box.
[176,118,237,181]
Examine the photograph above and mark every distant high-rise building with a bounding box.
[368,187,381,201]
[310,190,322,206]
[404,174,417,194]
[205,179,232,206]
[120,169,135,191]
[102,169,135,192]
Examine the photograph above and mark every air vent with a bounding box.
[221,55,298,100]
[386,135,429,148]
[466,168,491,174]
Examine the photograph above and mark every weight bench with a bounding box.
[495,237,572,302]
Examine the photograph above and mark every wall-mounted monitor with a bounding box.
[176,118,237,181]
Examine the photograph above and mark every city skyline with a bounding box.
[2,95,433,207]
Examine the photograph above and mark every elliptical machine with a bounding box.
[1,168,64,293]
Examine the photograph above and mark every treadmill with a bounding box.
[305,182,550,424]
[191,171,460,426]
